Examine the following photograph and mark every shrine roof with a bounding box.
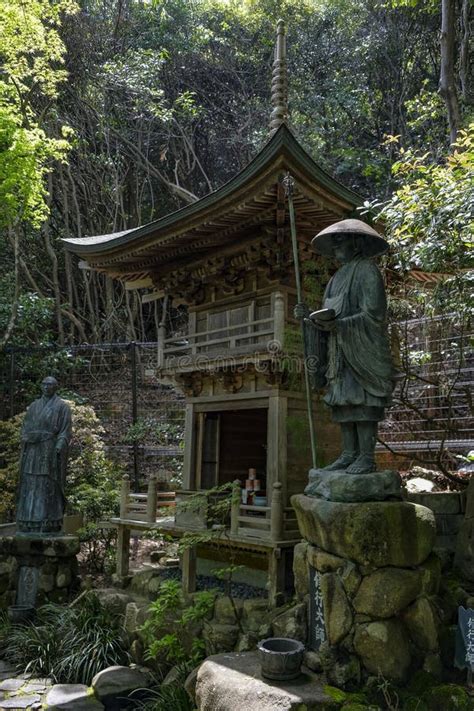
[63,124,362,279]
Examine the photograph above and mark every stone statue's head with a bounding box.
[41,376,58,399]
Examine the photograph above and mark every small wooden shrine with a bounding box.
[64,23,362,604]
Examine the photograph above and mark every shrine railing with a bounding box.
[116,475,299,544]
[156,292,286,368]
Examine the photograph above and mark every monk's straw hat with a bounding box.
[311,219,388,258]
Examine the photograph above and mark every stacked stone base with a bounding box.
[0,535,80,609]
[292,494,442,685]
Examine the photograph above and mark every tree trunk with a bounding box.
[43,175,65,345]
[0,225,20,349]
[439,0,461,145]
[459,0,473,105]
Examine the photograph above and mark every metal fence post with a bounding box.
[130,341,139,489]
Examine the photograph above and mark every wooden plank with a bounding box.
[181,546,197,596]
[267,395,287,504]
[268,548,285,608]
[182,404,195,490]
[195,412,205,490]
[240,504,270,513]
[194,395,271,409]
[237,516,271,529]
[116,525,130,578]
[238,527,270,540]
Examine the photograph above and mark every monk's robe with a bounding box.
[17,394,72,533]
[304,258,394,422]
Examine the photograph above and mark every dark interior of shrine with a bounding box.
[198,408,268,491]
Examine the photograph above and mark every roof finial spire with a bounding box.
[269,19,288,135]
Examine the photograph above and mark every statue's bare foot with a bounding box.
[322,451,358,472]
[346,454,376,475]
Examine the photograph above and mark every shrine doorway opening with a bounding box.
[195,407,268,493]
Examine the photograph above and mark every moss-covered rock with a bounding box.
[202,621,239,655]
[439,624,457,668]
[272,601,307,643]
[419,553,442,595]
[321,573,353,645]
[291,496,436,567]
[307,548,346,573]
[353,567,422,618]
[293,540,309,599]
[353,619,411,681]
[242,598,270,632]
[213,595,243,625]
[341,562,362,598]
[403,596,439,652]
[326,654,361,690]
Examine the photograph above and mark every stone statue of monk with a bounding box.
[17,376,72,534]
[295,219,394,476]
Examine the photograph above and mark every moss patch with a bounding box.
[423,684,471,710]
[324,685,347,703]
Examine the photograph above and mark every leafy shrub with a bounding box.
[124,417,184,447]
[65,400,121,572]
[0,414,22,522]
[3,593,129,684]
[140,580,215,667]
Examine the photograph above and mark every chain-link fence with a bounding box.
[1,313,472,481]
[378,314,473,470]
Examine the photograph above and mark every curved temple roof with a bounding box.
[63,125,362,280]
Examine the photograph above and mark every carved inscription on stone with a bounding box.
[16,566,39,607]
[309,564,326,651]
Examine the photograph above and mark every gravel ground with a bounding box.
[160,567,267,599]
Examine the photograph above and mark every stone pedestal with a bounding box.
[0,535,80,609]
[291,494,442,684]
[195,651,336,711]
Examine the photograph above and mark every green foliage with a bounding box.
[0,0,459,345]
[0,413,22,522]
[124,417,184,447]
[132,672,194,711]
[139,580,215,666]
[65,401,121,573]
[3,594,129,684]
[368,124,474,316]
[0,293,55,347]
[0,0,76,228]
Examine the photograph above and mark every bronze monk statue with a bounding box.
[16,376,72,534]
[295,219,394,477]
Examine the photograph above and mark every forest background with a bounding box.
[0,0,472,350]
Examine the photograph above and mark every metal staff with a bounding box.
[283,172,317,469]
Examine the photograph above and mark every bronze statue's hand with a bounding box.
[55,440,65,452]
[294,303,310,320]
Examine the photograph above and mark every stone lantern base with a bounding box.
[291,494,442,684]
[0,535,80,610]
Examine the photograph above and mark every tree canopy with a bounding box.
[0,0,472,347]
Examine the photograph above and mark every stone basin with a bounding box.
[258,637,304,681]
